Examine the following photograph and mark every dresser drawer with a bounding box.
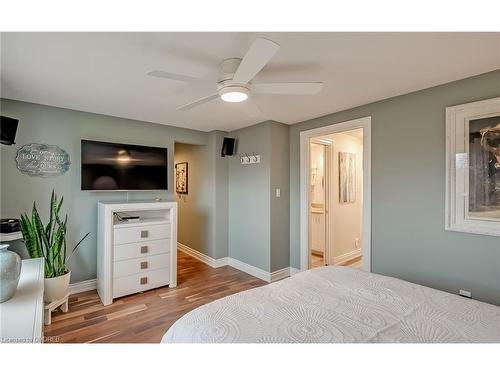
[113,239,170,261]
[113,253,170,278]
[113,223,170,245]
[113,268,170,298]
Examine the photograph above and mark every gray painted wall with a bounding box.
[228,122,271,271]
[175,143,212,256]
[174,134,229,260]
[209,131,229,259]
[227,121,290,272]
[270,122,290,272]
[289,70,500,305]
[0,99,212,283]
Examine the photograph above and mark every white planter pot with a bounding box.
[44,271,71,303]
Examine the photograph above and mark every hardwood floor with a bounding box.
[343,256,362,269]
[311,254,362,269]
[311,253,324,268]
[44,251,266,343]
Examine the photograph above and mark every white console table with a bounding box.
[0,258,44,343]
[97,201,177,306]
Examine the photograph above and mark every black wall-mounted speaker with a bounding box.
[0,116,19,146]
[221,137,236,157]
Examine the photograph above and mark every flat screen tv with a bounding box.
[81,140,168,191]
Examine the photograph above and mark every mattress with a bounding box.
[162,266,500,343]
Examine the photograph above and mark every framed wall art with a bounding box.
[339,151,356,203]
[175,162,188,194]
[445,97,500,236]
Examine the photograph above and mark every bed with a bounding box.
[162,266,500,343]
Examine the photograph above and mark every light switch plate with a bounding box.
[275,188,281,197]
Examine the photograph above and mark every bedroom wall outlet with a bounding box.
[354,238,360,248]
[275,188,281,197]
[459,289,472,298]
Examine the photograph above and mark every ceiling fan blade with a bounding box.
[252,82,323,95]
[147,70,205,83]
[232,38,280,84]
[177,93,219,111]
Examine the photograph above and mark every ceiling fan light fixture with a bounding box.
[220,86,249,103]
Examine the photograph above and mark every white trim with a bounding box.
[226,260,293,283]
[270,268,291,282]
[289,267,302,276]
[309,139,334,268]
[227,258,271,282]
[68,278,97,295]
[178,243,293,283]
[300,116,372,272]
[177,243,229,268]
[333,248,362,265]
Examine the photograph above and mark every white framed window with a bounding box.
[445,97,500,237]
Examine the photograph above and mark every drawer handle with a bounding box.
[140,261,148,269]
[141,230,149,238]
[140,277,148,285]
[140,246,148,254]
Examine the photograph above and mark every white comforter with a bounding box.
[162,266,500,343]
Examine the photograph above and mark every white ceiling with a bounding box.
[1,32,499,132]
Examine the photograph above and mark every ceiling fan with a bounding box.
[147,38,324,112]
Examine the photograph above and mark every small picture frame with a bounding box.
[175,162,188,194]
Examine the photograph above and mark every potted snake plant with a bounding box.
[19,190,89,303]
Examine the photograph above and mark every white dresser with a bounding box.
[97,201,177,306]
[0,258,44,343]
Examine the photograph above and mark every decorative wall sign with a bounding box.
[16,143,71,177]
[175,162,188,194]
[446,97,500,236]
[339,152,356,203]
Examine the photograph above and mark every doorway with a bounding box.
[300,117,371,271]
[309,140,332,268]
[174,142,209,259]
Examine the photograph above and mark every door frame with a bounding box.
[309,139,333,267]
[299,116,372,272]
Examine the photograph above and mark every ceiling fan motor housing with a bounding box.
[217,58,250,101]
[218,58,243,83]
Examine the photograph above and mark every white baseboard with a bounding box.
[334,248,362,265]
[177,243,228,268]
[270,267,292,282]
[227,258,272,282]
[178,242,292,283]
[68,244,297,297]
[68,278,97,295]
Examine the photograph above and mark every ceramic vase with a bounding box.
[0,244,22,303]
